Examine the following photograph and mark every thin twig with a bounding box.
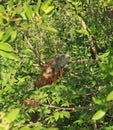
[21,31,43,66]
[41,103,74,111]
[25,98,93,111]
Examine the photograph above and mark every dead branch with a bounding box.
[25,98,93,111]
[21,31,43,66]
[79,16,98,61]
[41,103,74,111]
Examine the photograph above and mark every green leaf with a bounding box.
[92,97,104,105]
[0,31,4,39]
[47,128,58,130]
[61,102,69,107]
[6,108,20,123]
[22,49,33,54]
[1,32,11,42]
[62,111,70,119]
[92,110,106,121]
[34,0,42,14]
[0,5,5,13]
[107,91,113,101]
[41,26,58,33]
[48,116,55,124]
[0,50,20,61]
[68,0,81,6]
[0,42,14,52]
[41,0,52,11]
[0,42,19,60]
[54,112,60,121]
[0,126,5,130]
[44,6,54,14]
[1,28,17,42]
[10,30,17,42]
[103,0,113,7]
[19,126,31,130]
[24,3,33,20]
[59,112,64,118]
[14,6,23,14]
[109,71,113,76]
[104,126,113,130]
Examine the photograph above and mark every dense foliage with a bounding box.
[0,0,113,129]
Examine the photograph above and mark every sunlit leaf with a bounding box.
[54,97,61,104]
[0,50,20,61]
[61,102,69,107]
[68,0,81,6]
[104,126,113,130]
[10,30,17,42]
[13,6,23,15]
[24,3,33,20]
[0,31,4,39]
[92,97,104,105]
[47,128,58,130]
[74,119,83,125]
[1,32,11,42]
[109,71,113,76]
[44,6,54,14]
[41,0,52,11]
[19,126,31,130]
[92,110,106,121]
[107,91,113,101]
[0,5,5,12]
[48,116,55,124]
[54,112,60,121]
[6,108,20,123]
[0,42,14,52]
[22,49,33,54]
[34,0,41,14]
[62,111,70,119]
[41,26,58,33]
[103,0,113,7]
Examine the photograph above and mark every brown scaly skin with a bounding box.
[34,54,69,89]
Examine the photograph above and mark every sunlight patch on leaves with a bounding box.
[107,91,113,101]
[92,110,106,121]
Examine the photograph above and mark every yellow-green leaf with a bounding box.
[1,32,11,42]
[107,91,113,101]
[62,111,70,119]
[0,31,4,39]
[41,0,52,11]
[0,50,20,61]
[19,126,31,130]
[10,30,17,42]
[0,42,14,52]
[44,6,54,14]
[6,108,20,123]
[34,0,41,14]
[109,71,113,76]
[92,110,105,121]
[24,3,33,20]
[0,5,5,13]
[41,26,58,33]
[54,112,60,121]
[92,97,104,105]
[47,128,58,130]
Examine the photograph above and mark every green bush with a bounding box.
[0,0,113,129]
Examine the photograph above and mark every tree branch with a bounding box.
[78,16,98,61]
[21,31,43,66]
[25,98,93,111]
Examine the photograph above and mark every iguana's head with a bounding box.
[52,54,70,71]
